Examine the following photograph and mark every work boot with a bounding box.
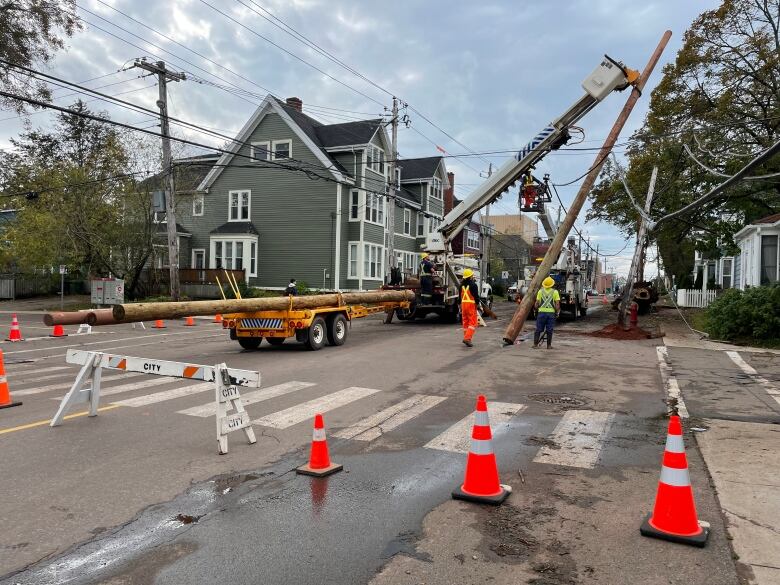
[462,339,473,347]
[532,332,540,348]
[546,331,553,349]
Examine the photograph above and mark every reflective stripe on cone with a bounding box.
[297,413,342,477]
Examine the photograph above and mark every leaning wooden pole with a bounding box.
[502,30,672,345]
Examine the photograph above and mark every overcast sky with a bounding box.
[0,0,719,276]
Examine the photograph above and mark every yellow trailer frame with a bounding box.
[222,298,410,351]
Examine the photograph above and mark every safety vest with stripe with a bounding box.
[419,260,432,276]
[461,285,476,304]
[537,288,556,313]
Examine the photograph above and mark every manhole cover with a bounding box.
[528,393,586,406]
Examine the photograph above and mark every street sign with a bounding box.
[59,265,66,275]
[501,271,509,279]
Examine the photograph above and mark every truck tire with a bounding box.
[266,337,285,346]
[238,337,262,350]
[579,304,588,318]
[326,314,348,346]
[304,316,327,351]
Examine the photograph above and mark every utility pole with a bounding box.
[618,166,658,328]
[481,163,493,289]
[132,59,186,300]
[386,97,399,282]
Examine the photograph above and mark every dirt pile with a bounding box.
[586,323,652,340]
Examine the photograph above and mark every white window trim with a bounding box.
[271,139,292,160]
[416,213,425,237]
[228,189,251,222]
[364,191,384,227]
[365,144,385,177]
[251,141,270,162]
[192,194,204,217]
[347,241,359,278]
[191,248,206,268]
[349,189,361,222]
[465,228,480,250]
[403,209,411,235]
[209,235,259,278]
[362,242,384,281]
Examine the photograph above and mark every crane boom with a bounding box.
[425,56,638,253]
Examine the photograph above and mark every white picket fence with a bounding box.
[676,289,719,308]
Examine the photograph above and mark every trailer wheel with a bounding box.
[238,337,262,350]
[266,337,285,346]
[304,316,327,350]
[327,314,348,346]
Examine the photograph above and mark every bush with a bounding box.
[705,285,780,341]
[492,282,506,297]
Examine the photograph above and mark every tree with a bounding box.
[588,0,780,283]
[0,101,157,297]
[0,1,81,112]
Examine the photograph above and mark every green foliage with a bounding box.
[588,0,780,284]
[705,286,780,341]
[0,1,81,113]
[491,282,506,297]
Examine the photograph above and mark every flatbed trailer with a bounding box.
[223,298,411,351]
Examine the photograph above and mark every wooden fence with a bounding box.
[676,288,719,308]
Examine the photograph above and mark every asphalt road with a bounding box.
[0,302,774,584]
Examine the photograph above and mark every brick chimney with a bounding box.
[444,171,455,213]
[285,97,303,112]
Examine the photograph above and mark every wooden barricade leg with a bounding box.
[51,352,102,426]
[215,363,256,455]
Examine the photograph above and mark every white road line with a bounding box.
[657,346,689,418]
[253,386,382,429]
[726,351,780,405]
[2,330,220,355]
[13,372,145,396]
[533,410,615,469]
[335,395,447,441]
[113,382,214,407]
[6,366,72,376]
[177,381,316,418]
[8,371,77,384]
[424,402,526,453]
[100,377,178,397]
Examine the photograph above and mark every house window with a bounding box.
[430,177,443,200]
[251,141,270,161]
[403,209,411,235]
[229,190,250,221]
[417,213,425,236]
[192,194,204,217]
[466,229,479,250]
[760,234,778,285]
[272,139,291,160]
[192,249,205,269]
[350,190,360,220]
[398,251,417,274]
[722,258,732,289]
[363,243,383,279]
[365,192,383,225]
[379,150,385,174]
[211,238,258,277]
[428,217,441,232]
[348,243,358,278]
[366,145,384,174]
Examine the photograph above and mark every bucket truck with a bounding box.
[387,56,639,321]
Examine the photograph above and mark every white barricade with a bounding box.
[52,350,260,454]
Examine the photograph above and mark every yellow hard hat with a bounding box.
[462,268,474,279]
[542,276,555,288]
[421,253,428,259]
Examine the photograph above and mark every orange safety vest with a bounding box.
[461,285,476,304]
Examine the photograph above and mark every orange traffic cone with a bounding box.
[184,316,196,327]
[0,348,21,409]
[452,395,511,505]
[640,415,709,547]
[214,314,223,324]
[602,294,608,305]
[49,324,67,337]
[296,413,342,477]
[5,314,23,342]
[153,319,166,329]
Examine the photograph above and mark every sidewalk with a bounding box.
[0,295,91,314]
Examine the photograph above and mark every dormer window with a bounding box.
[366,145,384,175]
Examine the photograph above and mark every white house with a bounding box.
[735,213,780,288]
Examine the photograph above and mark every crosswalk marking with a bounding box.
[424,402,526,453]
[100,377,177,397]
[533,410,615,469]
[14,372,145,396]
[6,366,72,376]
[335,394,446,441]
[114,382,214,407]
[253,386,382,429]
[726,351,780,406]
[177,381,316,418]
[8,370,78,384]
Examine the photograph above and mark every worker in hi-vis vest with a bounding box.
[534,276,561,349]
[460,268,481,347]
[419,253,434,302]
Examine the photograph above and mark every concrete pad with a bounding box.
[696,419,780,584]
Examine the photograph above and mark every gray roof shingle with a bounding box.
[398,157,443,181]
[210,221,259,235]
